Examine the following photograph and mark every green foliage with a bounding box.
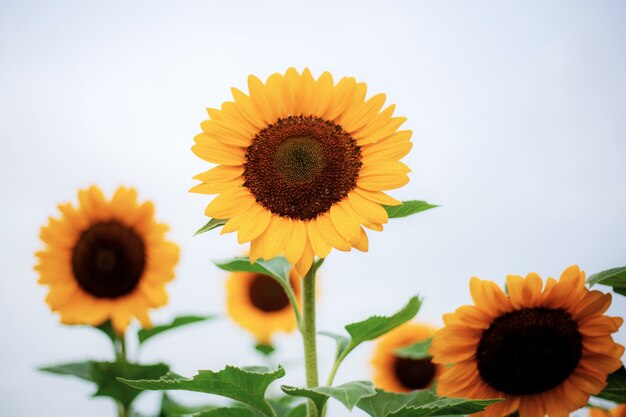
[215,256,291,284]
[588,266,626,297]
[194,218,228,236]
[119,365,286,417]
[195,408,254,417]
[138,315,214,344]
[40,360,169,408]
[594,366,626,403]
[284,404,307,417]
[394,338,432,359]
[157,393,217,417]
[356,389,501,417]
[384,201,438,219]
[282,381,376,414]
[344,296,422,354]
[319,331,350,360]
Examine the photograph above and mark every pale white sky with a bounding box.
[1,1,625,416]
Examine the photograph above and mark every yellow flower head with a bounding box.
[225,268,300,344]
[371,322,442,392]
[35,186,180,333]
[430,265,624,417]
[191,68,411,276]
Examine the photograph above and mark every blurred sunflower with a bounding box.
[35,186,180,333]
[226,268,300,344]
[371,322,441,392]
[430,265,624,417]
[191,68,411,276]
[590,405,626,417]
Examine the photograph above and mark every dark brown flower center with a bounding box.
[243,115,362,220]
[476,307,582,395]
[71,221,146,299]
[393,357,436,390]
[248,274,290,312]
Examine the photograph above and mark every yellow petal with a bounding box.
[347,191,388,224]
[354,187,402,206]
[237,205,272,243]
[284,220,307,264]
[204,188,255,219]
[307,220,332,258]
[191,137,246,166]
[315,214,351,252]
[295,240,315,277]
[259,216,293,260]
[329,202,361,244]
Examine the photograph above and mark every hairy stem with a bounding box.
[302,263,319,416]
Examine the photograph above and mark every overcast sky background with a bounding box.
[1,1,625,416]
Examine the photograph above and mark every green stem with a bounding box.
[280,280,302,329]
[326,348,348,387]
[302,263,319,417]
[112,332,131,417]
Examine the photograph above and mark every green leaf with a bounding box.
[282,381,376,413]
[40,361,170,408]
[594,366,626,403]
[356,390,437,417]
[268,396,304,417]
[158,393,217,417]
[345,296,422,352]
[39,361,93,382]
[313,381,377,410]
[195,408,254,417]
[119,365,286,417]
[255,343,276,356]
[356,390,501,417]
[284,404,307,417]
[387,398,502,417]
[319,331,350,360]
[214,257,291,284]
[588,266,626,297]
[138,315,214,344]
[194,219,227,236]
[384,201,438,219]
[281,386,329,416]
[394,338,432,360]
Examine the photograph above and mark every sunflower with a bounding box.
[225,268,301,344]
[190,68,411,276]
[430,265,624,417]
[35,186,180,333]
[590,405,626,417]
[372,322,442,392]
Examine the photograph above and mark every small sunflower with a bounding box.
[430,265,624,417]
[35,186,180,333]
[191,68,411,276]
[372,322,441,392]
[225,268,300,344]
[590,405,626,417]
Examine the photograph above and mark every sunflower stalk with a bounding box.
[301,262,319,417]
[112,332,132,417]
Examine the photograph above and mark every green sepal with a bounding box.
[39,360,169,408]
[282,381,376,413]
[93,320,118,343]
[255,343,276,356]
[594,366,626,403]
[215,256,291,284]
[394,338,432,359]
[118,365,286,417]
[194,219,227,236]
[138,315,214,344]
[384,201,438,219]
[588,266,626,297]
[356,389,502,417]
